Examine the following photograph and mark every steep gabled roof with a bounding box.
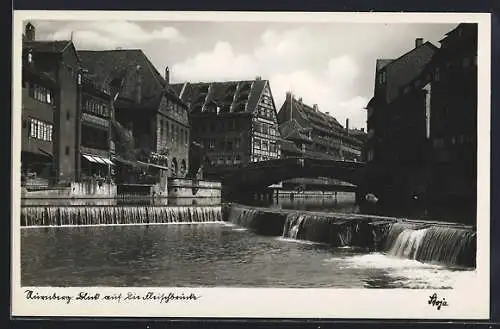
[171,79,268,115]
[379,41,438,103]
[279,119,313,143]
[23,40,72,53]
[77,49,167,109]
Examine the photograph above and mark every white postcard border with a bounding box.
[11,11,491,319]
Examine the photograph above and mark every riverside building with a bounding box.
[171,77,281,169]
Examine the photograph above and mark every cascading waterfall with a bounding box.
[21,206,222,227]
[283,214,305,239]
[228,206,260,227]
[225,205,476,267]
[383,222,476,268]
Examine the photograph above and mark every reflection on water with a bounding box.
[245,192,359,214]
[21,223,475,288]
[242,191,474,224]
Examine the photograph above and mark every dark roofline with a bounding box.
[378,41,438,73]
[171,78,269,86]
[23,64,57,85]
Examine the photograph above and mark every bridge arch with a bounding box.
[214,157,366,195]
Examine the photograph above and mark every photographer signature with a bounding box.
[428,293,448,310]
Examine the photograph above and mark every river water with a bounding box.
[21,223,475,288]
[20,193,476,288]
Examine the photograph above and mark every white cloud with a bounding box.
[172,42,258,82]
[44,21,185,50]
[171,28,367,129]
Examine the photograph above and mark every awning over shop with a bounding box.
[82,154,114,166]
[112,156,149,168]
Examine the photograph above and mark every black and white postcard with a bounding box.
[11,10,491,319]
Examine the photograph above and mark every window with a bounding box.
[270,142,276,153]
[29,118,53,142]
[159,119,163,141]
[27,52,33,63]
[254,139,261,150]
[208,139,215,150]
[65,146,70,155]
[434,67,440,81]
[235,137,241,149]
[433,138,445,148]
[378,71,386,84]
[31,84,53,104]
[367,149,374,162]
[66,111,70,121]
[226,141,233,151]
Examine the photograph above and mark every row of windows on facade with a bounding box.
[251,154,280,162]
[366,134,474,163]
[83,97,110,118]
[253,121,279,136]
[193,119,245,134]
[253,138,278,153]
[29,118,53,142]
[164,98,187,117]
[203,137,241,151]
[28,83,54,105]
[207,153,281,166]
[258,97,275,119]
[432,134,475,148]
[378,55,477,86]
[208,155,242,166]
[158,120,189,147]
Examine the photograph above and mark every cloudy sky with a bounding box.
[30,20,456,129]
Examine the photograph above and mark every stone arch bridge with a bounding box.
[204,157,366,197]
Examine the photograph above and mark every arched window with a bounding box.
[180,159,187,177]
[171,158,178,177]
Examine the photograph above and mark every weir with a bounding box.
[226,204,476,268]
[21,205,222,227]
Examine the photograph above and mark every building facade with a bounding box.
[22,22,82,185]
[77,51,190,180]
[277,92,365,162]
[171,78,281,169]
[78,75,114,181]
[21,50,57,188]
[364,38,438,203]
[363,27,477,209]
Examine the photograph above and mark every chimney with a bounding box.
[298,97,303,104]
[313,104,318,112]
[255,76,262,81]
[165,66,170,84]
[415,38,424,48]
[135,65,142,104]
[345,118,350,131]
[25,22,35,41]
[361,128,365,133]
